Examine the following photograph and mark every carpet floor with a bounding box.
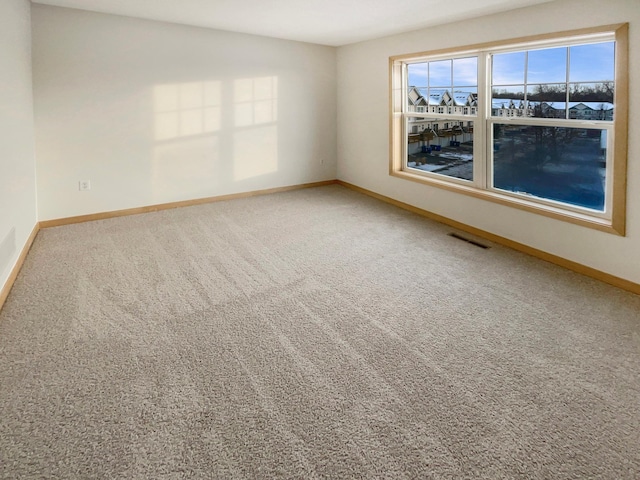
[1,185,639,479]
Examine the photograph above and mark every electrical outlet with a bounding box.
[79,180,91,191]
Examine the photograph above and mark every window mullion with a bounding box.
[474,52,489,190]
[565,46,571,119]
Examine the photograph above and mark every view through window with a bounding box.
[491,43,614,211]
[390,24,628,234]
[406,58,477,181]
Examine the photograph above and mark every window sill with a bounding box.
[390,169,623,235]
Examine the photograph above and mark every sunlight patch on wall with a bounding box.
[232,76,279,181]
[234,77,278,127]
[233,125,278,182]
[154,81,221,140]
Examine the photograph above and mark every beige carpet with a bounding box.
[1,184,639,478]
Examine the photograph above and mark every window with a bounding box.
[390,24,628,234]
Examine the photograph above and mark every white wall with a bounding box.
[0,0,38,291]
[32,5,337,221]
[337,0,640,284]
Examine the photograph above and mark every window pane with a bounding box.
[407,118,474,181]
[569,42,615,82]
[452,88,478,116]
[527,84,567,118]
[408,63,428,88]
[492,52,526,85]
[492,86,525,117]
[453,57,477,86]
[527,47,567,83]
[429,60,452,87]
[492,124,606,211]
[569,83,614,121]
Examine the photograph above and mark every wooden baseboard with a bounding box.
[3,181,338,313]
[0,223,40,313]
[39,180,339,229]
[336,180,640,296]
[11,179,637,312]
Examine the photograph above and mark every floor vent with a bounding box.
[448,232,490,249]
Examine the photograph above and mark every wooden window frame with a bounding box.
[389,24,629,235]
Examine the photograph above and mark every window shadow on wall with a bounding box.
[151,76,279,201]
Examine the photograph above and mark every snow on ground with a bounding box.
[408,162,441,172]
[438,152,473,162]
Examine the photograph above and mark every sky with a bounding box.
[407,41,614,90]
[408,57,477,88]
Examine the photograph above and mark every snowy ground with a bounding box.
[408,145,474,180]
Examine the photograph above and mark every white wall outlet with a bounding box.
[79,180,91,191]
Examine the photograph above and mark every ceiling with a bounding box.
[31,0,557,46]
